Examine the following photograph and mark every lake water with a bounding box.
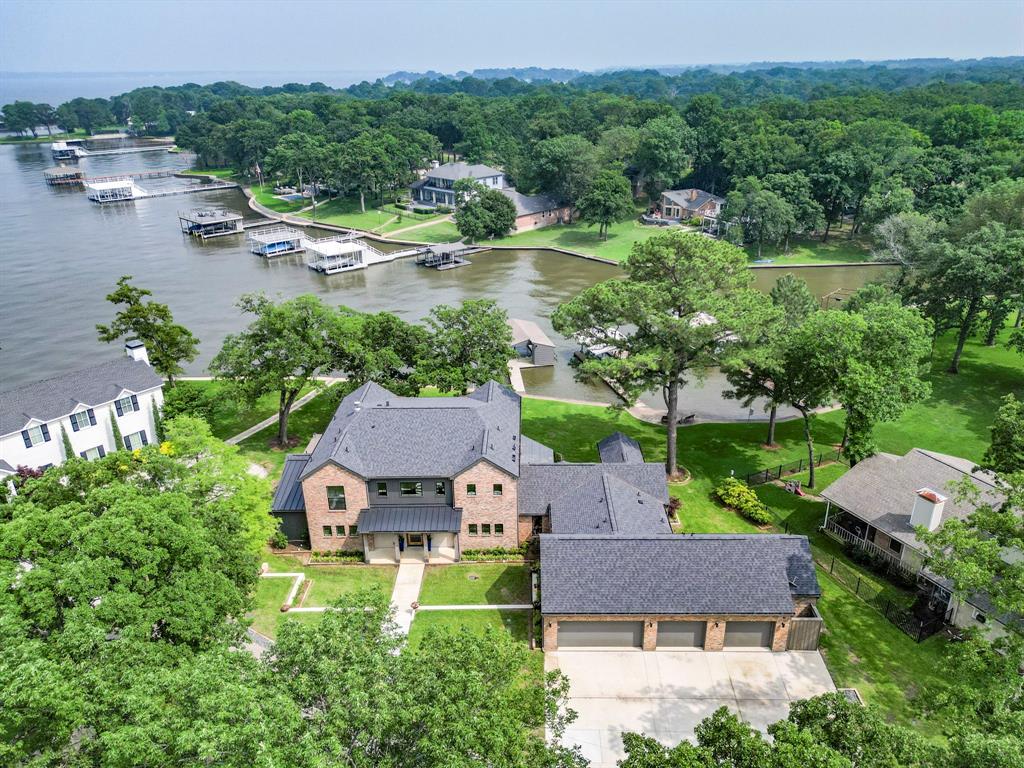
[0,142,894,414]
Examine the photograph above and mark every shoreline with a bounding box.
[239,184,892,270]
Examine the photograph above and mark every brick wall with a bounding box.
[453,461,519,548]
[514,207,572,233]
[517,515,535,543]
[301,463,369,552]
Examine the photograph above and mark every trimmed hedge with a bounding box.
[460,544,529,561]
[310,550,364,564]
[714,477,773,525]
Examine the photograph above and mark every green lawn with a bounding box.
[488,216,676,263]
[407,608,532,649]
[173,380,310,441]
[301,196,397,231]
[249,184,308,214]
[236,384,348,479]
[0,127,124,144]
[181,168,236,180]
[744,233,873,266]
[398,218,462,243]
[418,564,532,605]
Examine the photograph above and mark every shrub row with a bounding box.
[460,544,529,561]
[714,477,774,525]
[310,550,364,563]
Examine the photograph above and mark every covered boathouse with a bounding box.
[304,236,368,274]
[177,208,244,239]
[85,178,143,203]
[249,226,305,257]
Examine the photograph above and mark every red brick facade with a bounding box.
[301,463,369,552]
[453,461,519,549]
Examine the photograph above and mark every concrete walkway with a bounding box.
[225,378,343,445]
[390,561,425,637]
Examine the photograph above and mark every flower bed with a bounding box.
[309,550,365,564]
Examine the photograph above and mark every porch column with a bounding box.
[454,532,461,562]
[543,618,558,650]
[362,534,370,563]
[642,620,657,651]
[823,502,830,530]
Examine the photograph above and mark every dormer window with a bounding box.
[400,482,422,497]
[377,482,388,496]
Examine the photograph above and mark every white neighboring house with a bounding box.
[0,341,164,477]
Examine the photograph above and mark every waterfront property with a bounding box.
[499,188,571,232]
[658,188,725,221]
[0,341,163,477]
[178,208,244,239]
[248,226,305,257]
[410,161,505,207]
[820,448,1015,639]
[509,318,556,366]
[50,141,85,161]
[414,241,480,269]
[85,177,142,203]
[302,235,389,274]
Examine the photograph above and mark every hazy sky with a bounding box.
[2,0,1022,75]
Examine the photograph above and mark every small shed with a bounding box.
[509,318,556,366]
[178,209,244,239]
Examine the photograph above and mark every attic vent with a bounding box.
[638,498,644,504]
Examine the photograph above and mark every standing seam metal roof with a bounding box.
[356,505,462,533]
[272,454,309,512]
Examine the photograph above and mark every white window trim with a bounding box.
[26,425,46,446]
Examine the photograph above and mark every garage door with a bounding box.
[657,620,706,648]
[558,621,643,648]
[724,621,774,648]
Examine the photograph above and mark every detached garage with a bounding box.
[558,621,643,648]
[725,621,775,648]
[539,534,823,652]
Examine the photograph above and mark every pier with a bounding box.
[248,226,305,257]
[414,242,483,269]
[85,178,143,203]
[43,166,85,186]
[178,209,245,239]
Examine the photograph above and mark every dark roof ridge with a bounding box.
[540,533,810,540]
[913,448,998,488]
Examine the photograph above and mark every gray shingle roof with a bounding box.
[302,381,522,480]
[662,188,725,212]
[597,432,644,464]
[518,462,668,519]
[0,356,163,437]
[272,454,309,512]
[508,318,555,349]
[521,436,555,465]
[549,471,670,534]
[499,187,563,216]
[425,162,504,182]
[356,505,462,533]
[820,449,1002,551]
[540,534,819,616]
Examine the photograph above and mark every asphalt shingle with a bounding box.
[597,432,645,464]
[540,534,819,615]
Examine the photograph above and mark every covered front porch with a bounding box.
[358,505,462,564]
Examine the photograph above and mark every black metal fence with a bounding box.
[745,449,847,486]
[816,553,944,643]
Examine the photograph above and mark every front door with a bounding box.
[406,532,424,548]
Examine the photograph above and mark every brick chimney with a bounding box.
[910,488,946,532]
[689,189,698,201]
[125,339,149,365]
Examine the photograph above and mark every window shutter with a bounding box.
[98,446,106,458]
[80,450,88,458]
[71,415,80,432]
[131,395,139,411]
[115,400,123,417]
[140,431,148,446]
[21,430,31,448]
[87,409,96,426]
[40,424,50,442]
[122,435,130,450]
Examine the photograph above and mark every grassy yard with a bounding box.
[407,608,532,649]
[418,564,532,605]
[181,168,236,180]
[398,218,462,243]
[249,183,308,214]
[488,216,676,263]
[173,380,311,442]
[744,233,873,266]
[301,196,396,231]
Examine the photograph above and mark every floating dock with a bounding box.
[414,242,483,269]
[85,178,144,203]
[178,208,244,239]
[248,226,305,257]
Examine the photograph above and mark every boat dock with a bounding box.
[44,168,181,186]
[248,225,305,257]
[413,242,484,269]
[178,208,245,239]
[43,166,85,186]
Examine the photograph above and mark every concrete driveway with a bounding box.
[545,650,835,766]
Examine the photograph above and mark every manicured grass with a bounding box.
[0,127,122,144]
[744,233,873,266]
[181,168,236,179]
[249,576,294,638]
[671,482,764,534]
[302,565,396,606]
[399,218,462,243]
[301,196,397,231]
[418,564,532,605]
[488,216,677,263]
[406,608,531,649]
[249,184,308,214]
[816,572,949,738]
[174,380,310,441]
[236,384,348,479]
